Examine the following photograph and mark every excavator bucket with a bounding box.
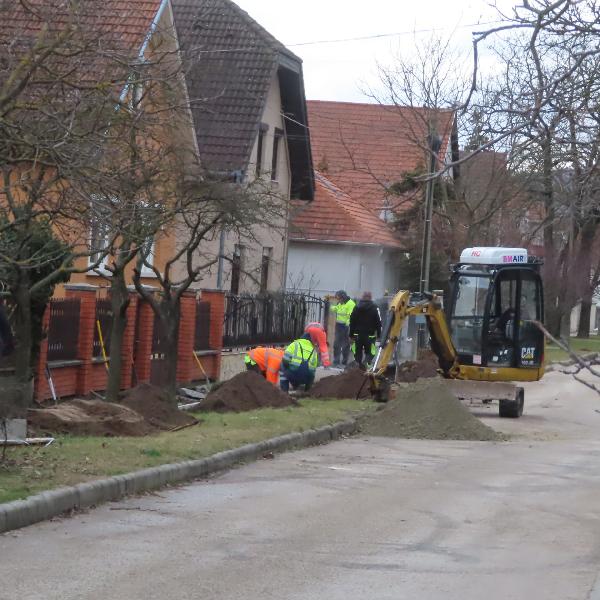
[444,380,525,418]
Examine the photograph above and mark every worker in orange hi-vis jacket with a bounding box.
[244,347,284,384]
[304,322,331,367]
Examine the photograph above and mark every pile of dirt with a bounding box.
[201,370,295,412]
[358,379,502,441]
[28,399,154,437]
[309,368,371,399]
[120,383,198,430]
[395,350,440,383]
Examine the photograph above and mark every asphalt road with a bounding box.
[3,371,600,600]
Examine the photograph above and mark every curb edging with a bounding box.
[0,419,358,534]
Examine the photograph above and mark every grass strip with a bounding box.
[0,399,373,504]
[546,336,600,363]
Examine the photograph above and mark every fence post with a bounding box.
[177,291,197,384]
[64,284,97,397]
[201,290,225,379]
[134,289,156,385]
[33,304,51,402]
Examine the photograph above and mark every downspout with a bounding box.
[119,0,170,104]
[139,0,170,59]
[216,229,226,290]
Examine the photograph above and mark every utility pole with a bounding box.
[418,133,442,349]
[419,133,443,293]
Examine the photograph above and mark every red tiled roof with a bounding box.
[1,0,161,57]
[290,172,403,248]
[307,100,454,214]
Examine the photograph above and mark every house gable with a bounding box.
[171,0,313,199]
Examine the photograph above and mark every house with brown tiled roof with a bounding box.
[33,0,313,295]
[287,100,454,298]
[288,173,403,297]
[169,0,313,293]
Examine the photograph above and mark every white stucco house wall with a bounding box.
[288,173,403,299]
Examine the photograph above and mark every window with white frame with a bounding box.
[88,199,112,271]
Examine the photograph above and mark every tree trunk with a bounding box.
[160,297,180,405]
[105,272,130,403]
[10,279,34,416]
[577,295,593,338]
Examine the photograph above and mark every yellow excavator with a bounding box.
[368,247,545,417]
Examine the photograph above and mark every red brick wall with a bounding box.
[36,365,80,400]
[176,292,196,383]
[34,286,225,402]
[190,352,219,381]
[199,290,225,380]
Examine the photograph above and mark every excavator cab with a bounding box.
[369,247,544,415]
[447,248,545,380]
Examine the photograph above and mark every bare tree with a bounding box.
[0,0,170,411]
[132,169,285,402]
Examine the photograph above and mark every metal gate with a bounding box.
[222,292,329,348]
[150,312,169,387]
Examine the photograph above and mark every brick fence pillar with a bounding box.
[64,284,98,397]
[120,290,139,389]
[177,291,197,384]
[201,289,225,379]
[134,290,156,384]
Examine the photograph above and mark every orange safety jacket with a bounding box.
[247,347,284,384]
[305,322,331,367]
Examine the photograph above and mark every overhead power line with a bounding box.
[286,20,506,47]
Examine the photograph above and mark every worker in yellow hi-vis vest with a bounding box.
[330,290,356,367]
[279,334,318,393]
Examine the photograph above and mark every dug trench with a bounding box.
[27,383,198,437]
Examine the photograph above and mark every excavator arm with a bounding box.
[368,290,459,401]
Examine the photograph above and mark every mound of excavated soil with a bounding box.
[359,379,502,441]
[395,350,440,383]
[28,399,154,437]
[120,383,197,430]
[309,368,371,399]
[201,370,295,413]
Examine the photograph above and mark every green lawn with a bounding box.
[545,336,600,363]
[0,399,374,504]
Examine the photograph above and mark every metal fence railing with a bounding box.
[47,298,81,362]
[194,300,211,351]
[223,293,328,348]
[92,299,112,358]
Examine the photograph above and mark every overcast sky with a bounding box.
[233,0,517,103]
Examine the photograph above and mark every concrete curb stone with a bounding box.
[0,418,358,534]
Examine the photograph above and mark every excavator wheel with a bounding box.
[498,386,524,418]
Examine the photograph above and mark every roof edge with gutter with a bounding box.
[289,237,404,250]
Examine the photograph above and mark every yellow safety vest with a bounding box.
[332,299,356,326]
[283,339,318,371]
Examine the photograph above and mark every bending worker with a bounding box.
[305,321,331,367]
[245,347,284,385]
[350,291,381,368]
[331,290,355,367]
[280,333,318,393]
